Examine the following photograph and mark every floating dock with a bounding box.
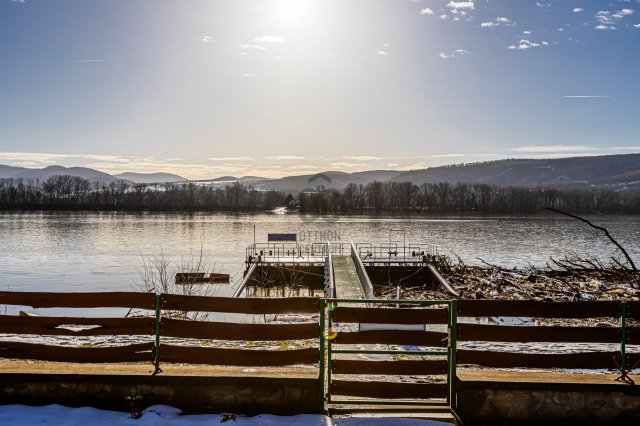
[237,241,452,299]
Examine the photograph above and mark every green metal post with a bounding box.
[154,293,161,369]
[620,301,627,373]
[327,300,333,403]
[319,298,326,402]
[448,300,458,408]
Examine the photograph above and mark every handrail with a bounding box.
[350,242,374,299]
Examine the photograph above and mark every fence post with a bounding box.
[620,301,627,374]
[319,298,326,403]
[153,293,161,374]
[448,299,458,408]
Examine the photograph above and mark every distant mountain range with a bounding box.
[113,172,187,184]
[1,153,639,191]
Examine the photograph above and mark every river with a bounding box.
[1,211,639,295]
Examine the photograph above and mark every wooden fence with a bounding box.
[0,292,638,378]
[457,300,640,373]
[0,292,155,363]
[0,291,319,369]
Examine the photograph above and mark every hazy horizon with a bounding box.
[2,0,639,179]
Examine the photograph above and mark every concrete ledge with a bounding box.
[0,373,323,415]
[457,373,640,425]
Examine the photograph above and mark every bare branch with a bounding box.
[545,207,637,271]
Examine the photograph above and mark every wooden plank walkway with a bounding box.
[331,255,365,299]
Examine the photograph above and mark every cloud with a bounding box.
[564,95,611,98]
[376,50,387,55]
[208,157,253,162]
[241,73,256,77]
[420,8,434,15]
[429,153,465,158]
[512,145,596,153]
[69,59,105,63]
[446,1,475,10]
[235,52,248,56]
[573,8,583,13]
[264,156,305,161]
[481,16,514,28]
[508,39,549,50]
[253,36,285,43]
[595,8,634,29]
[240,44,266,50]
[342,156,381,161]
[201,36,215,42]
[634,23,640,28]
[439,49,469,59]
[439,14,448,20]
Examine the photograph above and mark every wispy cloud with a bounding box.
[446,1,474,10]
[481,17,514,28]
[420,8,434,16]
[376,50,387,55]
[564,95,611,98]
[508,39,549,50]
[264,155,305,161]
[208,157,253,162]
[69,59,105,63]
[240,44,266,50]
[201,36,215,42]
[439,48,469,59]
[595,8,634,30]
[253,36,285,43]
[634,23,640,28]
[573,8,583,13]
[342,156,381,161]
[241,73,256,77]
[512,145,596,153]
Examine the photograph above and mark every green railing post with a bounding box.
[620,301,627,374]
[327,299,333,404]
[153,293,161,374]
[319,298,326,403]
[448,299,458,408]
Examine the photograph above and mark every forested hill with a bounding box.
[390,154,640,188]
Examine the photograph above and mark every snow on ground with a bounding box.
[0,404,450,425]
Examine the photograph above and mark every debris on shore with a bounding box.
[375,254,640,303]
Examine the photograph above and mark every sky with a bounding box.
[1,0,639,179]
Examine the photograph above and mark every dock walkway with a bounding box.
[331,255,365,299]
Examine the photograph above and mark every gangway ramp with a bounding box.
[331,255,365,299]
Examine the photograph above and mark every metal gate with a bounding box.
[320,298,457,407]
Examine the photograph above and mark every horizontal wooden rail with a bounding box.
[161,318,319,341]
[332,307,448,324]
[457,300,620,318]
[626,326,640,345]
[161,294,318,314]
[628,301,640,321]
[0,315,154,336]
[0,341,153,363]
[458,323,621,343]
[333,330,448,346]
[332,359,447,375]
[331,380,447,399]
[0,292,155,310]
[159,345,318,366]
[458,350,620,369]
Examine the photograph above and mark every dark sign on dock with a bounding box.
[268,233,297,242]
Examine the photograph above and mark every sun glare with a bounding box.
[276,0,310,26]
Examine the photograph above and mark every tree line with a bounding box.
[298,181,640,214]
[0,176,286,211]
[0,175,638,214]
